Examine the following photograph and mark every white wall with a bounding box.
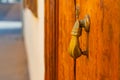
[23,0,44,80]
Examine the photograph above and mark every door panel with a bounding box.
[58,0,75,80]
[58,0,120,79]
[76,0,120,80]
[45,0,120,80]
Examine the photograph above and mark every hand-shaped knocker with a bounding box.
[68,15,90,59]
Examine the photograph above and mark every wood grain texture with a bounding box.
[45,0,57,80]
[45,0,120,79]
[45,0,76,80]
[76,0,120,80]
[58,0,75,80]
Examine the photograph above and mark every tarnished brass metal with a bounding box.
[80,15,90,32]
[68,15,90,59]
[68,20,82,59]
[76,6,80,19]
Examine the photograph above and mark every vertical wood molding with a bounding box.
[45,0,58,80]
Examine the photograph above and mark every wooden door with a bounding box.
[45,0,120,80]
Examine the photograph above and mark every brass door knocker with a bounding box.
[68,14,90,59]
[68,5,90,80]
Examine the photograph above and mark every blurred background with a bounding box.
[0,0,22,34]
[0,0,29,80]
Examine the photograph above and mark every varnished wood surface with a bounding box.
[76,0,120,79]
[45,0,57,80]
[57,0,76,80]
[45,0,120,80]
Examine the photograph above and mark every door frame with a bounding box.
[45,0,59,80]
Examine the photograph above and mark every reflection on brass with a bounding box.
[68,15,90,59]
[24,0,38,17]
[80,15,90,32]
[68,20,82,59]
